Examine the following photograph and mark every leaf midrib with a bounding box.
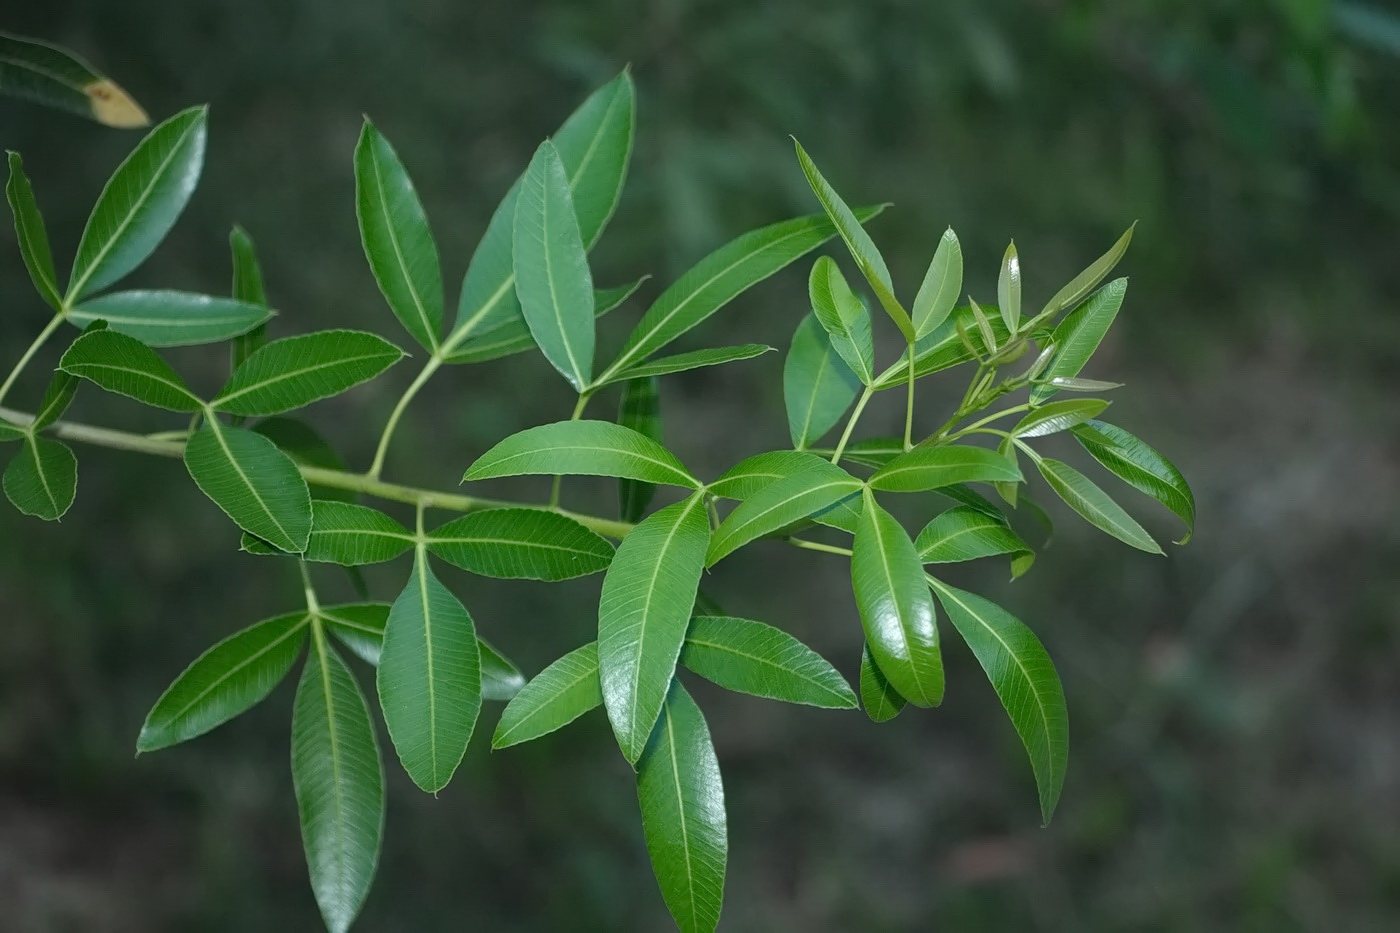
[685,635,845,704]
[216,348,397,408]
[156,616,308,728]
[368,140,438,350]
[65,360,199,406]
[205,418,296,548]
[864,505,929,701]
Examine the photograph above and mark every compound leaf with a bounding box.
[493,642,603,749]
[464,420,698,489]
[68,290,272,347]
[784,313,860,449]
[184,419,312,552]
[1072,419,1195,544]
[912,227,963,340]
[707,463,861,566]
[601,344,773,386]
[1030,278,1127,405]
[1012,399,1110,439]
[213,330,404,416]
[915,507,1031,566]
[681,615,856,709]
[808,256,873,385]
[859,644,906,723]
[427,508,614,581]
[1036,457,1162,554]
[1038,224,1134,319]
[305,501,414,566]
[59,329,202,411]
[3,436,76,520]
[869,444,1022,493]
[708,450,831,501]
[6,150,61,310]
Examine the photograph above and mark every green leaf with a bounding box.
[354,121,443,351]
[68,290,273,347]
[319,603,391,666]
[0,31,148,127]
[871,304,1012,390]
[292,639,384,933]
[912,228,963,340]
[681,616,856,709]
[464,420,698,489]
[136,611,309,752]
[513,140,596,391]
[602,207,884,380]
[601,344,773,386]
[427,508,614,581]
[1012,399,1110,439]
[783,313,861,449]
[0,420,24,442]
[869,444,1022,493]
[708,450,830,500]
[252,417,355,504]
[6,150,61,310]
[929,578,1068,824]
[443,282,637,365]
[598,494,709,764]
[3,436,76,520]
[836,437,905,469]
[859,645,905,723]
[617,376,661,523]
[808,256,873,385]
[492,642,603,749]
[1035,457,1162,554]
[305,501,414,566]
[707,462,861,566]
[851,490,942,707]
[915,506,1031,565]
[184,419,313,552]
[31,367,78,431]
[637,680,727,933]
[938,482,1007,519]
[228,225,269,373]
[212,330,404,417]
[1039,224,1134,319]
[1072,419,1196,544]
[377,551,481,792]
[58,329,202,411]
[1030,278,1128,405]
[1046,376,1122,392]
[479,639,526,703]
[67,106,206,303]
[998,241,1022,334]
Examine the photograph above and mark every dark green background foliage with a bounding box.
[2,1,1399,930]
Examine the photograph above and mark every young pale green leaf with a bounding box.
[851,491,942,707]
[444,281,639,365]
[681,616,856,709]
[1036,457,1162,554]
[229,225,268,372]
[637,680,727,933]
[871,304,1012,390]
[427,508,614,581]
[1072,419,1195,544]
[479,639,526,703]
[513,139,596,391]
[998,241,1022,334]
[67,106,206,303]
[68,290,272,347]
[212,330,404,416]
[808,256,873,385]
[859,645,906,723]
[708,450,831,501]
[305,501,414,566]
[598,494,709,764]
[464,420,698,489]
[915,506,1031,565]
[292,639,384,933]
[930,577,1068,824]
[1030,278,1128,405]
[3,436,76,520]
[600,344,773,387]
[707,463,862,566]
[784,313,861,450]
[252,417,355,503]
[1039,224,1134,319]
[1048,376,1122,392]
[912,228,963,340]
[184,419,313,552]
[0,32,148,127]
[58,329,202,411]
[137,611,309,752]
[319,603,391,666]
[354,121,443,351]
[870,444,1022,493]
[1012,399,1110,439]
[31,368,78,431]
[493,642,602,749]
[377,551,482,792]
[6,150,61,310]
[617,376,661,523]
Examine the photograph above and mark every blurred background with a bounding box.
[3,1,1399,930]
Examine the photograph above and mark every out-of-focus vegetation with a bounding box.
[2,1,1398,929]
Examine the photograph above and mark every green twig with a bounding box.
[830,384,875,465]
[0,311,67,408]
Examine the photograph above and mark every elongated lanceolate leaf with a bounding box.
[319,603,392,666]
[681,616,856,708]
[355,121,443,351]
[31,368,78,431]
[708,450,831,501]
[59,329,202,411]
[493,642,603,748]
[808,256,873,385]
[1072,419,1195,544]
[253,417,355,503]
[137,611,309,752]
[617,376,661,523]
[859,645,905,723]
[229,225,269,372]
[305,501,414,565]
[67,106,206,303]
[1012,399,1110,439]
[292,639,384,933]
[6,151,61,310]
[0,32,148,127]
[912,228,963,340]
[835,437,904,469]
[851,491,942,707]
[68,290,272,347]
[3,436,76,520]
[871,304,1011,390]
[929,577,1068,824]
[0,420,23,443]
[998,241,1022,334]
[601,345,773,386]
[479,639,526,702]
[444,281,640,365]
[707,462,861,566]
[1030,278,1127,405]
[784,313,861,449]
[598,494,709,763]
[427,508,614,581]
[1036,457,1162,554]
[1039,224,1134,319]
[870,444,1022,493]
[212,330,404,416]
[916,506,1032,566]
[184,419,312,552]
[464,420,698,489]
[637,680,727,933]
[377,551,481,792]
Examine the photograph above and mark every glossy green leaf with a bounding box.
[252,417,355,503]
[3,436,76,520]
[444,282,638,365]
[354,121,443,351]
[1031,278,1128,405]
[184,419,313,552]
[6,150,61,310]
[137,611,309,752]
[993,434,1019,508]
[1036,457,1162,554]
[930,578,1068,824]
[228,225,269,373]
[58,329,201,411]
[1012,399,1110,439]
[708,450,830,500]
[998,241,1022,334]
[598,494,709,763]
[67,106,206,302]
[937,482,1007,519]
[492,642,602,749]
[851,490,942,707]
[784,313,861,449]
[377,551,481,792]
[870,444,1022,492]
[30,367,78,431]
[427,508,614,581]
[808,256,873,385]
[602,344,773,386]
[1047,376,1122,392]
[292,639,384,933]
[1072,419,1195,544]
[637,680,727,933]
[305,501,414,566]
[871,304,1012,390]
[479,639,526,703]
[859,645,905,723]
[0,31,148,127]
[809,495,863,535]
[837,437,905,469]
[681,615,856,708]
[707,462,861,566]
[464,420,698,489]
[617,376,661,523]
[319,603,392,667]
[68,290,272,347]
[912,228,963,340]
[1038,224,1134,319]
[212,330,404,416]
[915,506,1031,565]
